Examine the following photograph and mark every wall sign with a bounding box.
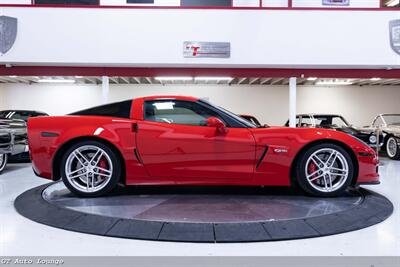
[390,20,400,55]
[0,16,18,55]
[183,41,231,58]
[322,0,350,6]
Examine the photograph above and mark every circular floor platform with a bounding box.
[15,182,393,243]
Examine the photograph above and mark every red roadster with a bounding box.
[28,96,379,197]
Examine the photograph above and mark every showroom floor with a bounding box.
[0,159,399,256]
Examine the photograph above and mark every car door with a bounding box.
[136,99,256,180]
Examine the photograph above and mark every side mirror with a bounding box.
[206,117,227,134]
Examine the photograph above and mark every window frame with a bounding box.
[143,99,229,127]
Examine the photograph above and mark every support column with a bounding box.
[289,77,297,128]
[101,76,109,104]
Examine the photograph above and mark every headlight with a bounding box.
[369,135,377,144]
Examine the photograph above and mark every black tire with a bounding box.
[295,143,354,197]
[60,140,121,197]
[385,136,400,160]
[0,154,8,174]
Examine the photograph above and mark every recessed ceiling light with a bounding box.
[386,0,399,7]
[316,80,353,86]
[370,78,382,81]
[194,77,233,81]
[307,77,318,81]
[38,79,76,83]
[75,76,83,78]
[155,77,193,81]
[8,75,17,78]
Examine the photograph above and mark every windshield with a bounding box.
[199,100,256,128]
[382,115,400,126]
[313,115,349,128]
[0,111,11,119]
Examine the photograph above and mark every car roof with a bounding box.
[137,95,199,102]
[296,114,342,117]
[0,110,47,113]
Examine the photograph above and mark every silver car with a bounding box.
[0,119,28,173]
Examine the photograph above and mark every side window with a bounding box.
[70,100,132,118]
[373,117,384,127]
[10,112,29,121]
[332,117,347,128]
[144,100,224,126]
[300,116,313,127]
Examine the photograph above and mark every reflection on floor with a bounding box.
[43,182,364,223]
[0,159,399,256]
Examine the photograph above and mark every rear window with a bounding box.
[70,100,132,119]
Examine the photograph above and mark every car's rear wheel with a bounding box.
[385,136,400,160]
[60,141,121,197]
[0,154,8,174]
[296,143,354,197]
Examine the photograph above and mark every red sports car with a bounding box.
[28,96,379,197]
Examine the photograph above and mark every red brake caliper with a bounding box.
[98,158,107,181]
[308,162,317,184]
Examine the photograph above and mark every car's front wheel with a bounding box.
[0,154,8,174]
[296,143,354,197]
[385,136,400,160]
[60,141,121,197]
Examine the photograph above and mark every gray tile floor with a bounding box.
[0,159,399,256]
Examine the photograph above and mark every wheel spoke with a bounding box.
[329,167,347,173]
[88,149,101,164]
[306,169,321,179]
[323,175,329,191]
[67,172,87,180]
[93,171,111,178]
[329,172,347,177]
[309,173,324,182]
[324,150,336,166]
[95,167,112,174]
[311,155,324,166]
[328,174,333,191]
[73,151,88,166]
[86,174,89,191]
[327,152,338,167]
[66,167,85,177]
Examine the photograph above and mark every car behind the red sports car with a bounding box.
[27,96,379,197]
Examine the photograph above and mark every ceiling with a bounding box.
[1,76,400,86]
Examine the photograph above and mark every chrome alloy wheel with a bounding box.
[64,145,113,193]
[386,137,398,158]
[305,148,349,193]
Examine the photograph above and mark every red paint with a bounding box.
[1,66,400,79]
[28,95,379,188]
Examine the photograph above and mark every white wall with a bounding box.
[1,83,399,127]
[0,0,30,4]
[292,0,379,8]
[100,0,180,6]
[0,7,399,68]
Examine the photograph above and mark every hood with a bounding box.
[0,119,26,130]
[336,126,364,136]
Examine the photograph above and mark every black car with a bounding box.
[0,110,48,163]
[284,114,383,148]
